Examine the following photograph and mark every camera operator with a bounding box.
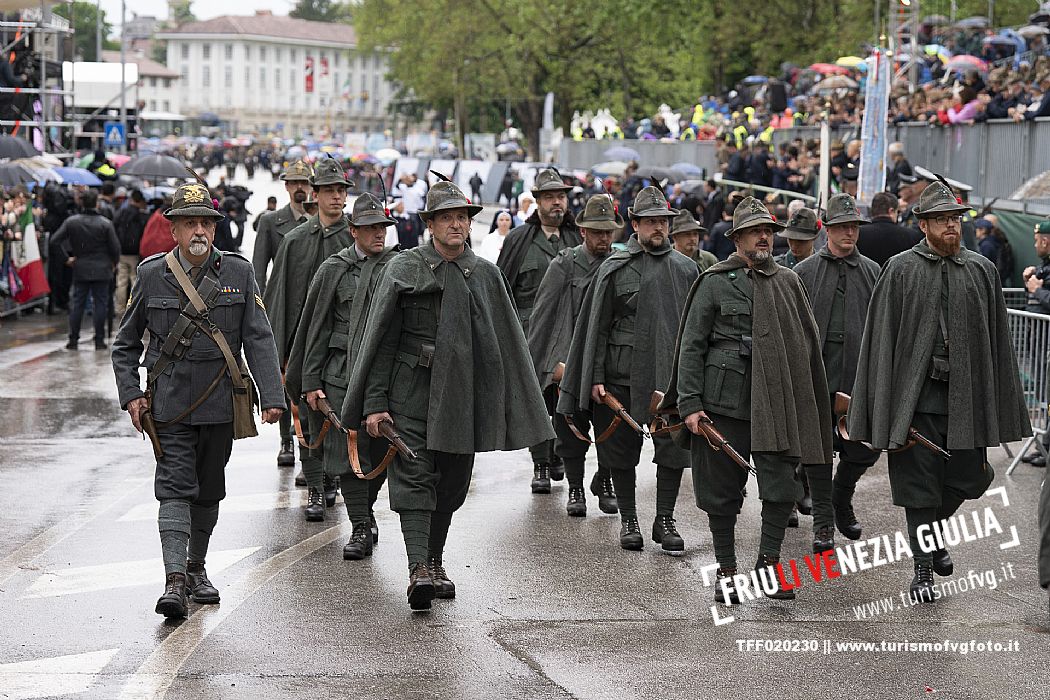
[1022,220,1050,467]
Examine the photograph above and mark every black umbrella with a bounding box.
[0,162,41,187]
[956,16,990,29]
[119,153,190,179]
[0,135,40,159]
[635,166,686,184]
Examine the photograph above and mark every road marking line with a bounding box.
[23,547,259,599]
[0,476,151,586]
[117,523,350,700]
[117,490,311,522]
[0,648,119,699]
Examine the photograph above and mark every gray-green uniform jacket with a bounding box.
[252,203,309,294]
[112,248,285,423]
[342,241,554,453]
[263,214,353,363]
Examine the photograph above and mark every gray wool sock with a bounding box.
[187,503,220,563]
[158,500,192,575]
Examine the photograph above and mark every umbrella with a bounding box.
[944,55,988,73]
[925,44,953,61]
[0,162,42,186]
[741,75,769,84]
[14,158,60,182]
[923,14,950,25]
[53,166,103,186]
[590,160,628,177]
[604,146,640,161]
[671,162,704,177]
[75,151,130,169]
[835,56,865,68]
[814,75,859,91]
[119,153,189,179]
[983,35,1018,48]
[374,147,401,163]
[808,63,850,76]
[956,16,989,29]
[1018,25,1050,38]
[142,185,177,201]
[0,135,39,159]
[635,166,685,184]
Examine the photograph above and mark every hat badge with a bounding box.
[749,198,765,214]
[182,184,208,204]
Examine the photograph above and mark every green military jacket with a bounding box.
[691,248,719,272]
[252,203,309,294]
[263,213,353,362]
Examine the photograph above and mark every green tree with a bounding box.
[290,0,352,23]
[169,1,196,25]
[54,1,119,61]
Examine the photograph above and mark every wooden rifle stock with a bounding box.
[601,391,646,436]
[698,417,756,476]
[378,420,417,461]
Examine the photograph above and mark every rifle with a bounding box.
[599,390,648,437]
[377,419,417,461]
[649,390,755,475]
[833,392,951,459]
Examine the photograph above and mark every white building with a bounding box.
[100,50,180,116]
[156,10,395,137]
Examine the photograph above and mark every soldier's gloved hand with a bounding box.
[305,389,325,412]
[590,384,606,405]
[365,412,393,438]
[127,397,148,433]
[684,410,710,436]
[261,408,283,424]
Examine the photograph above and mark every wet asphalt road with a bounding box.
[0,169,1048,700]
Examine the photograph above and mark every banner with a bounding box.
[305,56,314,94]
[857,49,891,206]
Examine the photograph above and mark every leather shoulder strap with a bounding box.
[164,252,246,389]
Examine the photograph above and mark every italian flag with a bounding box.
[13,207,49,303]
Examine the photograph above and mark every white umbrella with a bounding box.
[374,148,401,163]
[1018,25,1050,39]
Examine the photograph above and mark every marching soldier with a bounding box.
[794,194,881,553]
[112,183,285,619]
[527,194,620,517]
[264,159,354,520]
[773,206,819,269]
[253,159,312,469]
[557,187,699,554]
[285,194,399,560]
[497,168,583,492]
[847,180,1029,603]
[342,180,553,610]
[670,210,718,271]
[664,196,833,601]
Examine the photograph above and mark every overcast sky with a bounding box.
[95,0,297,33]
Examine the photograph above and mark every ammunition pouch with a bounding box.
[929,355,950,382]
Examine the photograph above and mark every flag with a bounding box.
[14,208,49,303]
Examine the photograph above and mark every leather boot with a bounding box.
[566,486,587,517]
[277,438,295,467]
[428,557,456,599]
[294,468,307,487]
[833,486,862,540]
[324,474,338,508]
[812,526,834,554]
[549,455,565,482]
[932,548,954,576]
[787,507,799,528]
[530,462,551,494]
[619,516,644,550]
[407,562,435,610]
[185,561,220,604]
[756,553,795,600]
[652,515,685,554]
[155,572,188,618]
[714,567,741,604]
[910,564,935,603]
[590,471,618,514]
[370,512,379,543]
[305,487,325,522]
[342,521,374,560]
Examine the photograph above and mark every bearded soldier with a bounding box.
[847,180,1029,604]
[557,187,699,553]
[112,183,284,618]
[497,168,583,493]
[527,194,619,517]
[343,180,553,610]
[665,196,833,602]
[794,194,880,553]
[285,194,399,560]
[264,159,354,520]
[253,159,313,469]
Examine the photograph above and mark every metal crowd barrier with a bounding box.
[1002,288,1028,311]
[1006,307,1050,474]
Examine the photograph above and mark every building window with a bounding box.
[260,46,267,61]
[224,66,232,88]
[225,44,233,60]
[244,66,250,86]
[335,52,341,67]
[180,65,188,81]
[163,100,170,111]
[202,44,210,60]
[275,47,282,62]
[245,45,252,61]
[202,65,210,87]
[149,100,156,111]
[274,68,281,90]
[306,95,312,110]
[290,95,297,110]
[260,67,266,88]
[290,49,297,62]
[180,43,188,60]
